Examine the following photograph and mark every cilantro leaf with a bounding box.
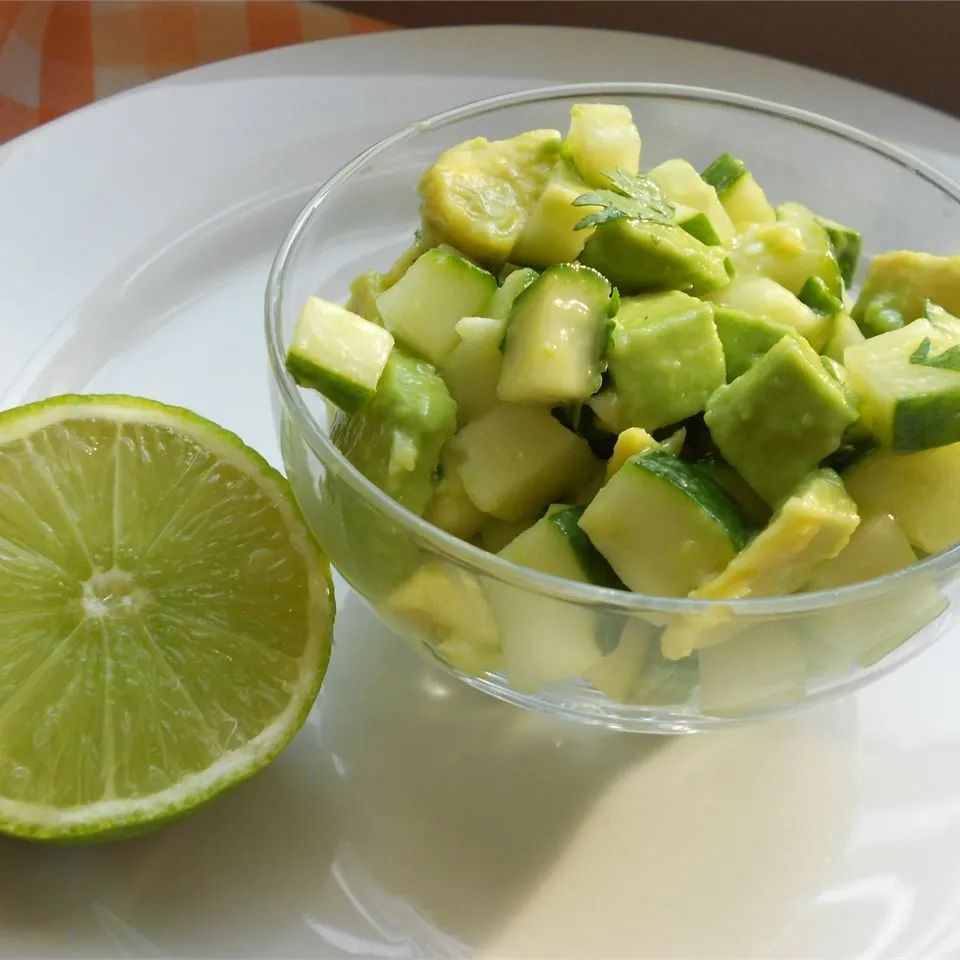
[910,337,960,371]
[572,169,675,231]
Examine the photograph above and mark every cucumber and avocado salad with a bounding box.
[284,99,960,691]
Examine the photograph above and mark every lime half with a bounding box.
[0,395,333,841]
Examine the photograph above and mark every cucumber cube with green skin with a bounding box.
[729,203,842,298]
[591,291,725,431]
[705,335,858,505]
[376,247,496,364]
[844,317,960,451]
[419,129,562,269]
[498,263,612,405]
[817,216,862,287]
[564,103,641,188]
[649,158,735,247]
[708,276,830,351]
[578,451,751,596]
[447,403,596,521]
[285,296,395,413]
[712,305,797,382]
[701,153,776,226]
[578,218,730,297]
[798,275,843,319]
[489,267,539,320]
[510,162,596,267]
[695,458,771,526]
[330,350,457,515]
[676,209,722,246]
[852,251,960,337]
[842,443,960,554]
[442,315,505,425]
[823,310,865,363]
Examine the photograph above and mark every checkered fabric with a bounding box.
[0,1,392,142]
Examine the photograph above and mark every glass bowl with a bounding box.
[265,83,960,733]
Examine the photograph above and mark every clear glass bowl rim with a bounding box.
[265,80,960,617]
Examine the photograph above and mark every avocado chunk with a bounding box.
[589,290,725,432]
[419,129,561,269]
[852,251,960,337]
[578,218,730,296]
[564,103,642,188]
[823,310,865,363]
[648,158,736,247]
[817,216,862,288]
[330,349,457,515]
[845,316,960,451]
[705,335,858,505]
[712,306,797,381]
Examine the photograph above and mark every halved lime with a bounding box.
[0,395,333,841]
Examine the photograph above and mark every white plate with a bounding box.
[1,26,960,958]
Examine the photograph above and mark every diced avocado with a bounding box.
[843,442,960,553]
[695,459,771,527]
[382,230,437,287]
[446,403,596,521]
[564,103,641,188]
[852,252,960,336]
[823,311,865,363]
[692,469,859,601]
[807,511,916,590]
[676,209,722,246]
[705,336,858,504]
[589,291,726,432]
[729,203,842,298]
[419,129,562,269]
[708,276,830,352]
[285,296,395,413]
[423,451,488,540]
[388,562,501,675]
[479,516,534,553]
[345,271,386,324]
[798,274,843,319]
[330,349,457,515]
[701,152,776,226]
[441,315,504,425]
[845,317,960,451]
[649,158,736,247]
[510,161,596,267]
[712,305,796,381]
[498,263,613,405]
[376,247,496,364]
[606,427,659,478]
[579,451,751,596]
[817,216,862,287]
[578,218,730,297]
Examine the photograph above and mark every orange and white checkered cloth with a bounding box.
[0,1,393,142]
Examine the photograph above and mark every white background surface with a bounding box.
[1,26,960,958]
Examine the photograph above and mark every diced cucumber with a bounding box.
[442,315,505,425]
[698,625,806,717]
[852,252,960,337]
[419,129,562,268]
[798,275,843,319]
[729,203,842,298]
[285,296,395,413]
[692,469,859,601]
[712,305,796,381]
[579,451,751,596]
[564,103,642,188]
[584,618,655,702]
[677,209,722,246]
[708,277,829,351]
[510,162,595,267]
[649,158,736,247]
[606,427,660,478]
[807,511,916,590]
[489,266,539,320]
[592,291,726,432]
[845,317,960,451]
[705,336,857,505]
[479,516,534,553]
[498,263,613,405]
[330,350,457,515]
[695,459,771,527]
[817,216,862,287]
[823,311,865,363]
[579,218,730,297]
[376,247,496,364]
[447,403,596,521]
[387,562,501,675]
[701,153,776,226]
[843,443,960,553]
